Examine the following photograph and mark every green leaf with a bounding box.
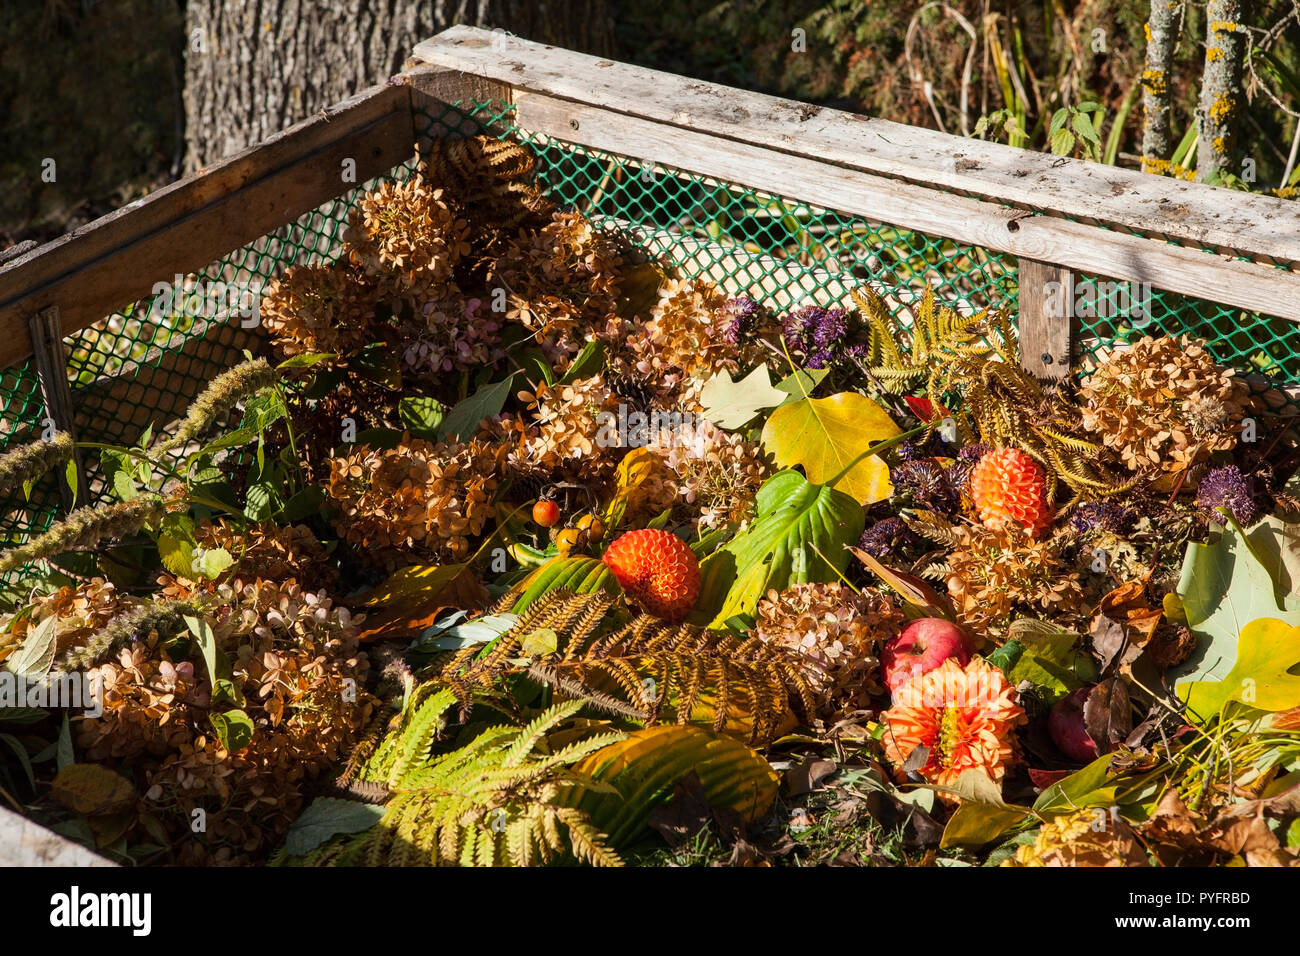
[283,797,383,856]
[244,481,283,522]
[57,713,74,770]
[761,392,901,504]
[520,627,559,657]
[692,469,865,627]
[398,396,446,437]
[281,486,325,523]
[157,513,199,577]
[1001,618,1092,703]
[276,352,336,369]
[184,614,243,707]
[209,709,255,753]
[64,459,79,507]
[1173,515,1300,689]
[0,733,35,790]
[774,368,829,403]
[556,340,604,385]
[937,770,1036,848]
[417,613,519,652]
[7,614,58,679]
[1049,126,1075,156]
[195,547,233,580]
[510,556,619,615]
[698,366,788,429]
[438,372,520,442]
[101,448,138,501]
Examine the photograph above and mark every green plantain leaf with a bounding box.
[690,469,864,627]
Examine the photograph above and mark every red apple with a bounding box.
[1049,686,1098,763]
[882,618,972,693]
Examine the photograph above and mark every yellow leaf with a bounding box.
[602,447,664,529]
[761,392,901,503]
[356,564,489,642]
[1178,617,1300,717]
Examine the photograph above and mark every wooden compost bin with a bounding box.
[0,23,1298,862]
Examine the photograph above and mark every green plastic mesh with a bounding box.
[0,95,1294,576]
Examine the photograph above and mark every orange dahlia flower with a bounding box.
[882,657,1026,792]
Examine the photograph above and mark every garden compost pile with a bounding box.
[3,135,1300,868]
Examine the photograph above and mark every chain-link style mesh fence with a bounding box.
[0,96,1293,572]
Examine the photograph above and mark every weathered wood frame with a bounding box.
[0,24,1296,459]
[2,23,1297,866]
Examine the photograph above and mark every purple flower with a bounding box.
[892,459,960,517]
[858,517,921,560]
[1069,500,1135,535]
[719,296,761,345]
[1196,465,1263,527]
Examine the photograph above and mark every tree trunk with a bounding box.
[183,0,614,172]
[1140,0,1182,174]
[1195,0,1251,184]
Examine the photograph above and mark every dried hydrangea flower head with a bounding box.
[912,514,1089,637]
[259,260,380,361]
[0,576,136,663]
[648,418,770,530]
[1079,335,1254,478]
[326,435,507,566]
[400,293,505,376]
[755,582,902,716]
[616,278,734,399]
[489,211,623,365]
[77,580,373,864]
[516,373,623,482]
[188,520,338,594]
[344,173,469,302]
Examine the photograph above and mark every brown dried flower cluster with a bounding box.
[157,520,338,596]
[755,582,902,716]
[649,419,770,530]
[488,211,623,363]
[259,260,380,360]
[1004,810,1148,867]
[515,374,623,483]
[0,577,135,664]
[279,372,401,483]
[420,135,554,251]
[915,514,1089,636]
[611,278,734,399]
[326,435,506,565]
[344,173,469,302]
[1080,335,1254,477]
[77,580,373,865]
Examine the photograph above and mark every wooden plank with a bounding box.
[27,307,89,508]
[1017,259,1072,380]
[413,26,1300,266]
[0,82,412,370]
[0,806,114,866]
[397,65,514,149]
[509,92,1300,321]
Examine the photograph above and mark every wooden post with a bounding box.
[1017,258,1072,381]
[27,306,89,510]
